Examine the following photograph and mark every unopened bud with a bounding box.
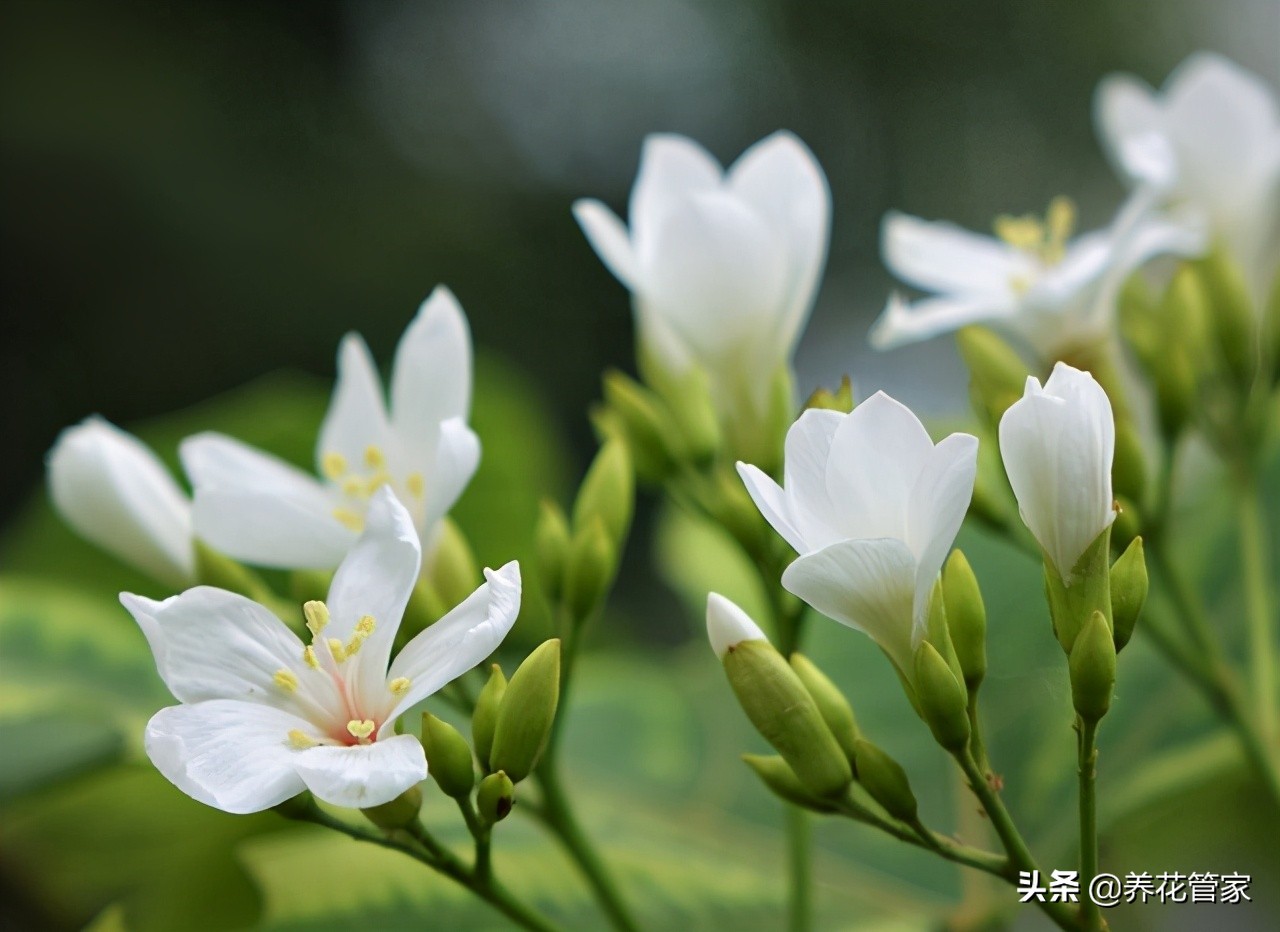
[742,754,837,813]
[1197,251,1257,388]
[1112,419,1147,509]
[572,438,634,546]
[427,519,479,611]
[476,771,515,825]
[1109,537,1148,652]
[1043,526,1113,653]
[1070,611,1117,723]
[804,375,855,413]
[490,639,561,783]
[790,653,860,761]
[957,326,1029,423]
[943,550,986,690]
[472,664,506,770]
[421,713,476,799]
[563,519,616,619]
[534,501,571,602]
[913,642,971,752]
[644,358,720,465]
[852,739,918,823]
[361,785,422,831]
[600,369,676,482]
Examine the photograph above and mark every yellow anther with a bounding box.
[356,615,376,636]
[341,477,364,498]
[345,636,364,657]
[303,600,330,636]
[333,508,365,532]
[363,471,390,496]
[328,637,347,662]
[273,668,299,693]
[287,729,318,749]
[346,719,376,741]
[364,445,386,470]
[321,452,349,480]
[389,676,411,695]
[406,473,425,498]
[994,214,1044,252]
[302,645,320,669]
[1044,196,1076,263]
[1009,275,1032,296]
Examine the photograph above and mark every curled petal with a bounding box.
[293,734,427,809]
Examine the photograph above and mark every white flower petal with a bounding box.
[573,199,639,288]
[145,700,309,814]
[383,561,521,727]
[882,211,1022,294]
[48,418,194,588]
[781,539,917,677]
[317,334,393,475]
[906,432,978,632]
[869,292,1015,351]
[736,462,808,555]
[293,733,427,809]
[389,286,473,471]
[420,418,481,538]
[1094,74,1176,188]
[706,592,767,659]
[629,133,722,261]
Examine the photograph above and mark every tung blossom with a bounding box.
[181,286,479,570]
[574,131,830,433]
[122,488,521,812]
[47,416,194,588]
[870,191,1203,357]
[1095,51,1280,300]
[737,393,978,677]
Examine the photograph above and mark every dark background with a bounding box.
[3,0,1277,521]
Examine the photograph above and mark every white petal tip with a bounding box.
[706,593,767,659]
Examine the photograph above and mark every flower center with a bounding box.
[320,446,425,532]
[995,196,1077,292]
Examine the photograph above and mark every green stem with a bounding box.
[1076,717,1102,932]
[457,796,492,881]
[786,806,812,932]
[834,795,1007,876]
[1238,475,1277,749]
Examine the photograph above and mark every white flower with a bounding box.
[181,286,479,570]
[1095,52,1280,299]
[870,191,1204,356]
[121,488,521,813]
[706,592,767,659]
[737,393,977,677]
[999,362,1115,579]
[573,131,830,426]
[47,417,194,588]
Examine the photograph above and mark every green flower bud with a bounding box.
[759,365,798,474]
[943,550,987,690]
[803,375,855,413]
[397,579,448,649]
[490,639,561,783]
[572,438,634,546]
[852,739,918,823]
[790,653,860,761]
[534,501,572,602]
[361,785,422,831]
[741,754,838,813]
[1118,273,1160,368]
[1154,348,1199,441]
[1151,267,1209,437]
[1111,497,1141,552]
[472,663,507,770]
[563,518,617,620]
[724,641,852,798]
[1196,251,1257,388]
[1109,537,1148,652]
[957,325,1029,424]
[1069,611,1117,723]
[1042,525,1113,653]
[706,468,768,557]
[913,642,971,752]
[637,350,720,465]
[421,713,476,799]
[1112,419,1147,510]
[923,581,965,687]
[600,369,677,482]
[426,518,479,612]
[476,771,515,826]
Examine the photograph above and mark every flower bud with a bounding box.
[1111,497,1141,552]
[1109,537,1148,652]
[741,754,838,813]
[956,326,1029,423]
[1197,251,1257,388]
[1069,611,1117,723]
[790,653,860,761]
[426,518,479,611]
[721,637,852,798]
[563,518,617,619]
[913,642,971,752]
[490,639,561,783]
[852,739,918,823]
[803,375,855,413]
[534,501,571,602]
[706,468,768,557]
[572,438,634,547]
[1043,525,1113,653]
[476,771,515,825]
[472,663,507,770]
[942,550,986,690]
[361,785,423,831]
[1112,419,1147,510]
[655,362,721,466]
[600,369,677,482]
[421,713,476,799]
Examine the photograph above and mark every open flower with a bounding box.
[121,488,521,813]
[573,132,829,435]
[1095,52,1280,300]
[181,286,479,570]
[871,191,1204,357]
[47,417,194,588]
[999,362,1115,580]
[737,394,977,677]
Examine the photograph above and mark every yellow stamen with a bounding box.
[406,473,425,498]
[341,477,364,498]
[287,729,318,749]
[302,645,320,669]
[994,214,1044,252]
[364,445,386,470]
[1044,196,1076,264]
[328,637,347,662]
[346,719,375,741]
[303,600,330,636]
[321,452,349,480]
[389,676,411,695]
[273,668,299,693]
[355,615,376,636]
[363,471,390,496]
[333,508,365,532]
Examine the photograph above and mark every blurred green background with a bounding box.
[2,1,1278,929]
